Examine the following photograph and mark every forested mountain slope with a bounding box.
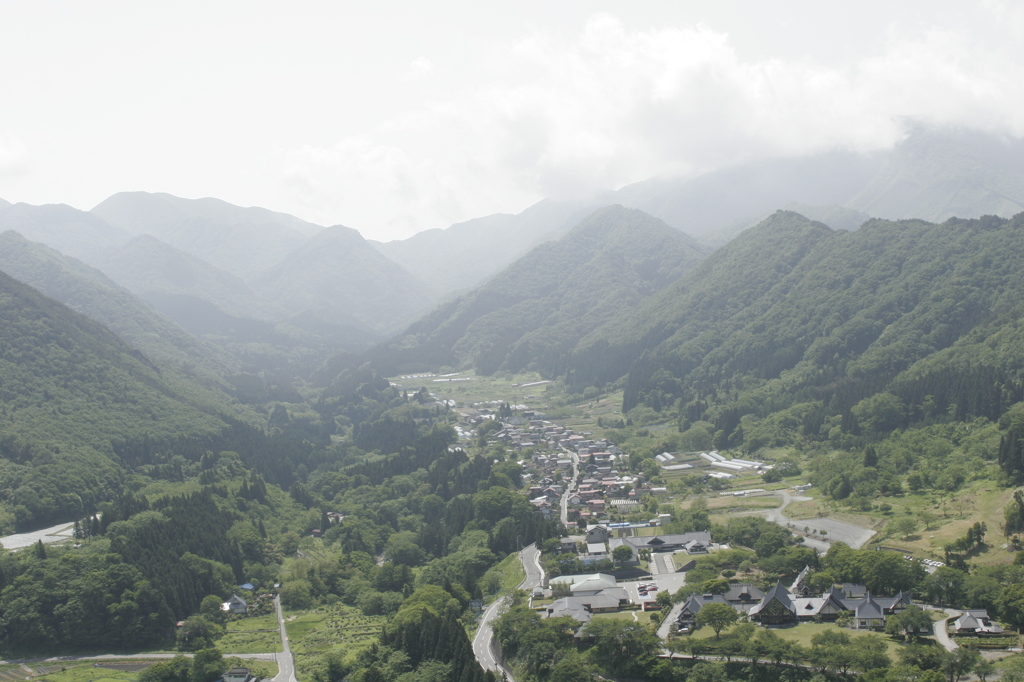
[250,224,438,335]
[0,230,235,378]
[563,210,1024,457]
[0,271,240,529]
[92,191,322,280]
[367,205,708,376]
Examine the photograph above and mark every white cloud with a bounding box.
[408,56,434,77]
[277,13,1024,240]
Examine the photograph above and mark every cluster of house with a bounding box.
[559,525,713,562]
[677,576,914,632]
[543,573,631,626]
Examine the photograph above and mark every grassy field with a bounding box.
[689,622,906,658]
[286,605,385,651]
[704,496,782,512]
[287,603,387,677]
[479,551,526,601]
[217,613,283,654]
[592,609,657,626]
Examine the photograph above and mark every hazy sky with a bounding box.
[1,1,1022,241]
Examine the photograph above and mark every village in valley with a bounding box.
[402,369,1022,675]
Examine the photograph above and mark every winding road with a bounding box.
[472,544,545,681]
[758,490,876,552]
[927,607,962,652]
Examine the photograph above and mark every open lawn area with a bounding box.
[704,497,781,512]
[865,485,1018,565]
[689,622,914,659]
[592,610,656,626]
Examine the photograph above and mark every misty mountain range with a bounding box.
[1,126,1023,382]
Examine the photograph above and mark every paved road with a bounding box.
[272,595,298,682]
[759,491,875,552]
[0,521,77,550]
[928,607,961,652]
[559,449,580,526]
[472,544,545,681]
[519,544,544,589]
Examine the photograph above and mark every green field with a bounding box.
[34,672,132,682]
[286,606,384,651]
[479,551,526,601]
[217,613,283,654]
[592,610,657,626]
[688,621,907,658]
[286,603,387,678]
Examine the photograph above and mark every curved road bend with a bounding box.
[927,607,961,652]
[472,544,545,681]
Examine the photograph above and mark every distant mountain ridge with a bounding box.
[371,199,600,294]
[96,233,281,322]
[0,202,129,264]
[92,191,323,279]
[366,205,708,376]
[371,127,1024,297]
[251,224,438,335]
[0,230,235,380]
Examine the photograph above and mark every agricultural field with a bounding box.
[32,668,135,682]
[394,369,620,436]
[217,613,283,654]
[286,603,386,677]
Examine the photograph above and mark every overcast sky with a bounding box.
[1,1,1022,241]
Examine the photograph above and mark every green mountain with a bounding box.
[697,202,871,250]
[92,191,322,280]
[368,205,708,376]
[250,224,438,335]
[0,270,239,530]
[560,210,1024,455]
[0,231,234,379]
